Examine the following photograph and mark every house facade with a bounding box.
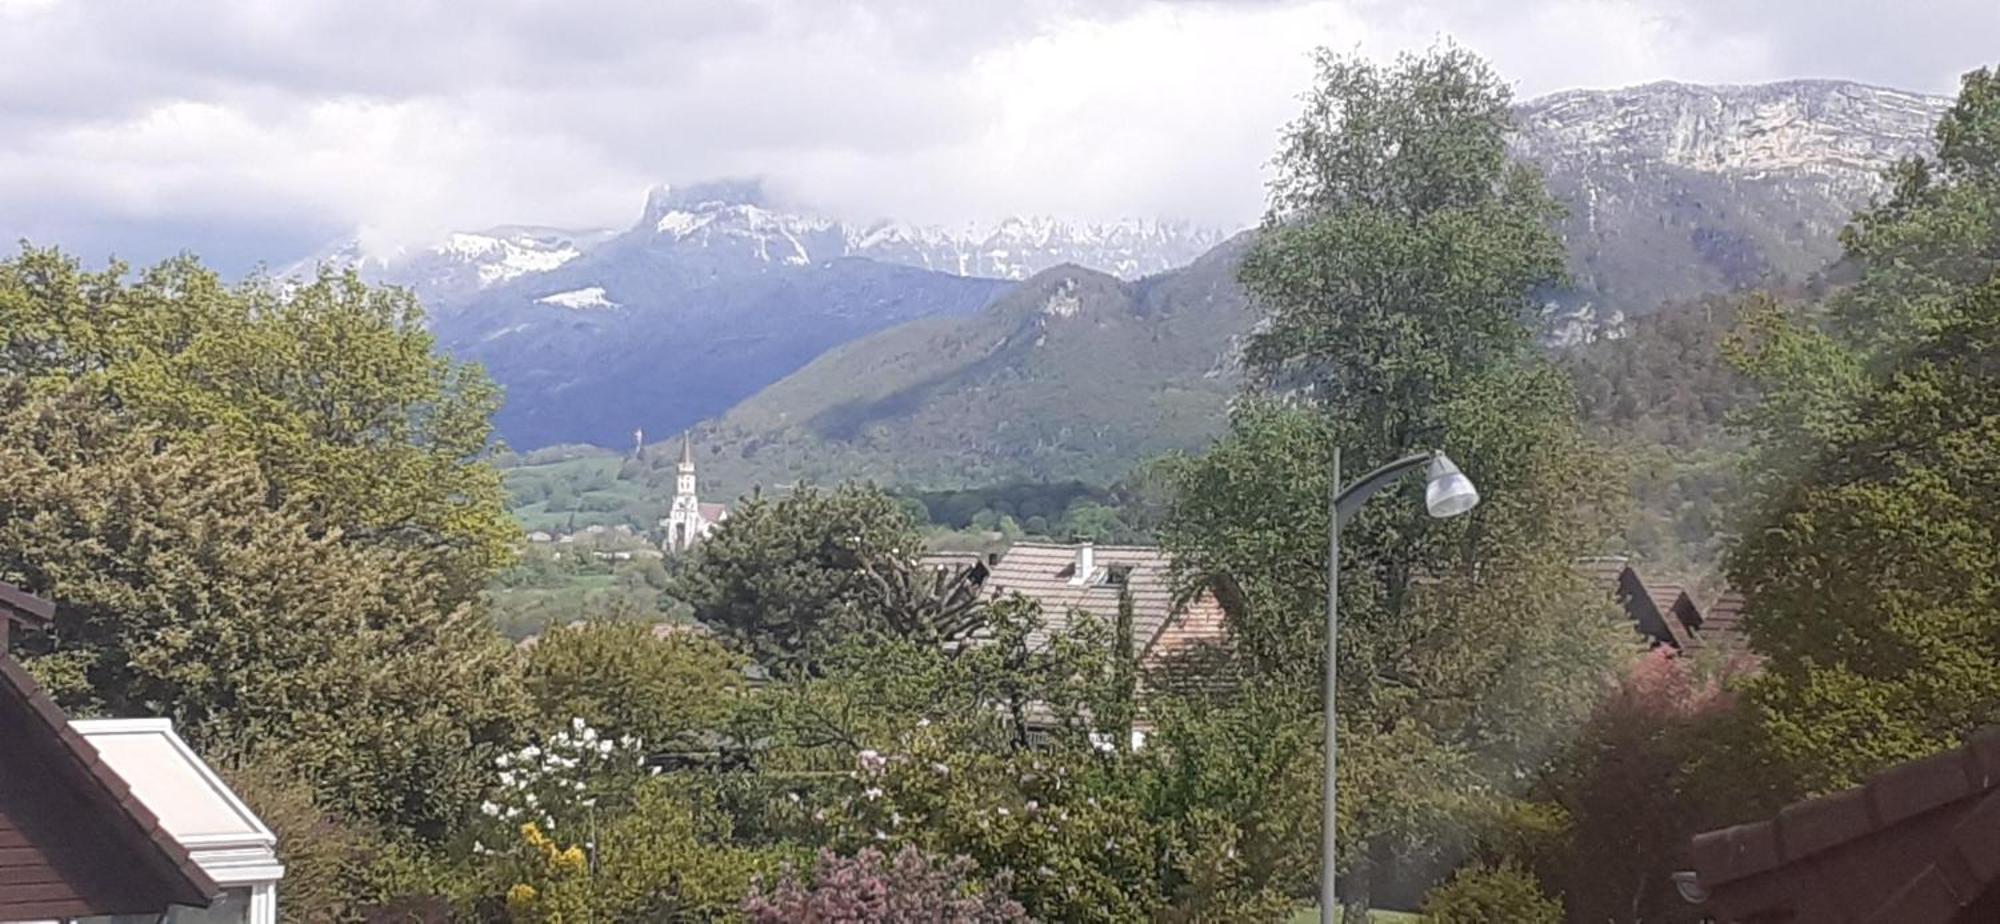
[1,582,282,924]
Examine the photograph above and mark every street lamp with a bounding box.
[1321,448,1479,924]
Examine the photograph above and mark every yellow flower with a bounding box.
[505,883,537,910]
[558,845,587,873]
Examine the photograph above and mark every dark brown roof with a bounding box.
[1691,727,2000,923]
[1694,589,1751,652]
[0,655,218,917]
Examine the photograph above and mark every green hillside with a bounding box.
[676,235,1254,497]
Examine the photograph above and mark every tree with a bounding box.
[0,248,515,601]
[743,847,1027,924]
[1544,650,1744,924]
[676,483,927,670]
[0,388,525,840]
[1722,66,2000,796]
[1728,277,2000,793]
[520,622,748,751]
[1164,45,1630,915]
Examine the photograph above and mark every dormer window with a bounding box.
[1104,564,1133,586]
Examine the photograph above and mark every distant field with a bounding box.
[500,452,657,533]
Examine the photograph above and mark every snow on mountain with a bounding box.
[284,226,616,310]
[535,286,618,310]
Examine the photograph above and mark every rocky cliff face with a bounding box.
[1512,80,1949,340]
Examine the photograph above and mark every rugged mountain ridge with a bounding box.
[1513,79,1948,337]
[297,180,1227,310]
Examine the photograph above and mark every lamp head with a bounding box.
[1424,453,1480,519]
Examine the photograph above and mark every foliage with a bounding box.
[520,622,746,750]
[1543,649,1748,924]
[0,389,526,840]
[1722,66,2000,796]
[0,248,515,601]
[477,719,653,843]
[1727,277,2000,793]
[751,596,1118,760]
[1169,43,1631,913]
[484,781,775,922]
[743,847,1028,923]
[677,483,926,670]
[1420,862,1562,924]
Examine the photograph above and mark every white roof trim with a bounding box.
[73,717,285,885]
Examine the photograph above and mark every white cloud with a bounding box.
[0,0,1991,270]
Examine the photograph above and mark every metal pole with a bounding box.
[1321,445,1341,924]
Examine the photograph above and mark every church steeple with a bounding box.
[675,431,697,501]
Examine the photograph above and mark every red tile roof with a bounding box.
[1691,727,2000,922]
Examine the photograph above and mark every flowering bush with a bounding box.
[478,717,650,839]
[743,846,1027,923]
[796,732,1163,923]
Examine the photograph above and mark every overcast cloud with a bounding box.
[2,0,1995,272]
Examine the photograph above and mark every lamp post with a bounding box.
[1321,448,1480,924]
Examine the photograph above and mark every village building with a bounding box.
[661,433,728,552]
[971,542,1233,746]
[2,581,282,922]
[1572,556,1750,655]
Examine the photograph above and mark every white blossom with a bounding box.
[480,801,501,818]
[864,787,884,801]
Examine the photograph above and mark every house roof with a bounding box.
[1648,582,1699,649]
[698,502,729,523]
[74,719,284,888]
[0,656,219,917]
[982,543,1197,665]
[1690,727,2000,923]
[1696,589,1751,652]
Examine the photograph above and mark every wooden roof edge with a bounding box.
[0,579,57,624]
[1692,726,2000,894]
[0,655,220,907]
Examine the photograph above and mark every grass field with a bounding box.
[501,452,656,533]
[1289,910,1422,923]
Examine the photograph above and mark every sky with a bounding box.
[2,0,1996,274]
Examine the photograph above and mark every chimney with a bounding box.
[1069,542,1095,586]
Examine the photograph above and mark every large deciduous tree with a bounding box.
[0,388,525,839]
[0,248,515,600]
[1725,65,2000,797]
[1162,45,1630,915]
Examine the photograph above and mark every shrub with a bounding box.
[1422,862,1562,924]
[744,846,1027,923]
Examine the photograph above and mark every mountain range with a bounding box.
[291,79,1950,463]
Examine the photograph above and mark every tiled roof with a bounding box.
[698,502,729,522]
[982,543,1207,667]
[1648,583,1698,649]
[1691,727,2000,923]
[1697,589,1750,652]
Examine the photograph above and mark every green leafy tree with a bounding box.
[1164,45,1630,915]
[520,622,748,751]
[676,483,927,670]
[1728,277,2000,793]
[0,388,526,839]
[0,248,514,600]
[1722,66,2000,797]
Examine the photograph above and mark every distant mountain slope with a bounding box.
[430,200,1012,447]
[687,235,1254,495]
[1511,79,1948,336]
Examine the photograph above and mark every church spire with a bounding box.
[679,431,693,469]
